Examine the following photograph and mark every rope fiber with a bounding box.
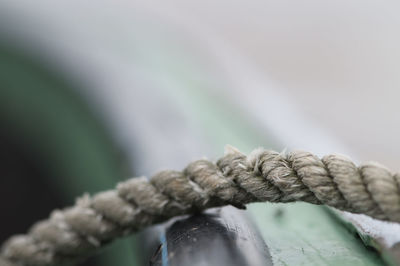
[2,146,400,266]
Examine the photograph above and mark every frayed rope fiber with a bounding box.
[2,146,400,266]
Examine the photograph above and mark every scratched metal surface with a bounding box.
[148,207,273,266]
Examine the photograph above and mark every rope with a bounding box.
[2,146,400,266]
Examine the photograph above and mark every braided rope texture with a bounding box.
[2,146,400,266]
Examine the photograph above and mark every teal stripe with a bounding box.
[160,232,169,266]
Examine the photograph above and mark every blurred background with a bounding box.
[1,1,399,265]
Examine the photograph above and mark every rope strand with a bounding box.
[2,146,400,266]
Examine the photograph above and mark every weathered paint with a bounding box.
[329,209,398,265]
[249,203,384,266]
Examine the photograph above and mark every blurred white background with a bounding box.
[2,0,400,168]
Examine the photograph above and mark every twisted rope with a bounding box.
[2,146,400,266]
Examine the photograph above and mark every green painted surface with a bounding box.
[249,203,383,266]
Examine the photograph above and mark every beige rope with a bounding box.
[2,146,400,266]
